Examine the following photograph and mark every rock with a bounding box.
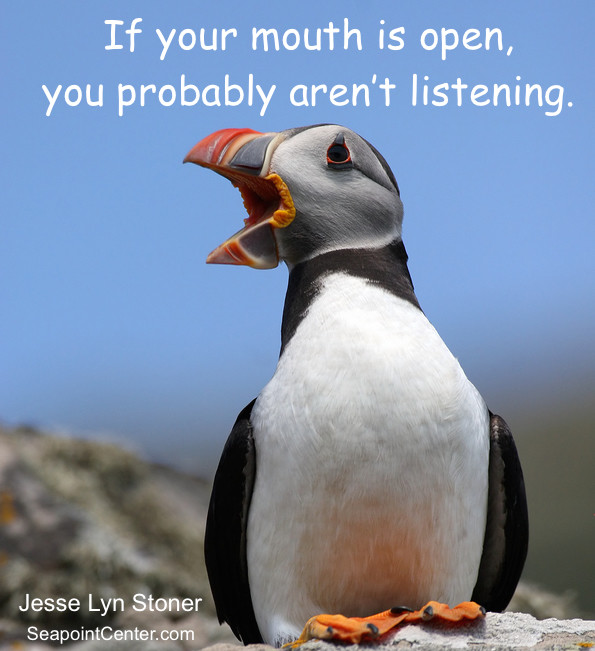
[204,612,595,650]
[1,425,591,651]
[507,582,583,621]
[0,425,236,649]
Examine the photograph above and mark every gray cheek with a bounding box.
[277,211,327,265]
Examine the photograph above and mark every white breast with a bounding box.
[248,273,489,646]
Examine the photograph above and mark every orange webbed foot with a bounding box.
[412,600,486,623]
[284,601,486,648]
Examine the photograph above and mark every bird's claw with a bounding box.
[284,601,486,648]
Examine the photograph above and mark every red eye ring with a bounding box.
[326,143,351,165]
[326,134,352,169]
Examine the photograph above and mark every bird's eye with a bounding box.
[326,134,352,170]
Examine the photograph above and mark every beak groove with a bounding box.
[227,134,277,175]
[183,128,263,168]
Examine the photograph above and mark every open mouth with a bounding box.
[185,128,295,269]
[204,172,295,267]
[236,173,295,230]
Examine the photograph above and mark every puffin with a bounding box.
[184,124,528,647]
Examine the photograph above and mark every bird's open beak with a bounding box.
[184,128,295,269]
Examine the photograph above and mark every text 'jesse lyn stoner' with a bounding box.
[18,593,203,617]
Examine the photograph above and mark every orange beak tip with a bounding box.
[184,128,265,168]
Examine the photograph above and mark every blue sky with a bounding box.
[2,1,594,478]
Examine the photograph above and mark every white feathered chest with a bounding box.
[248,272,489,645]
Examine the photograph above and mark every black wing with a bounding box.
[204,399,263,644]
[472,412,529,611]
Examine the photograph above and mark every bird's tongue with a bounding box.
[243,189,272,228]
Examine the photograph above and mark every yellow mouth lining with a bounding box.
[266,173,296,228]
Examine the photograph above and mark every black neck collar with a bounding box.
[280,240,421,355]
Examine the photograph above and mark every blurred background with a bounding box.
[2,1,594,614]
